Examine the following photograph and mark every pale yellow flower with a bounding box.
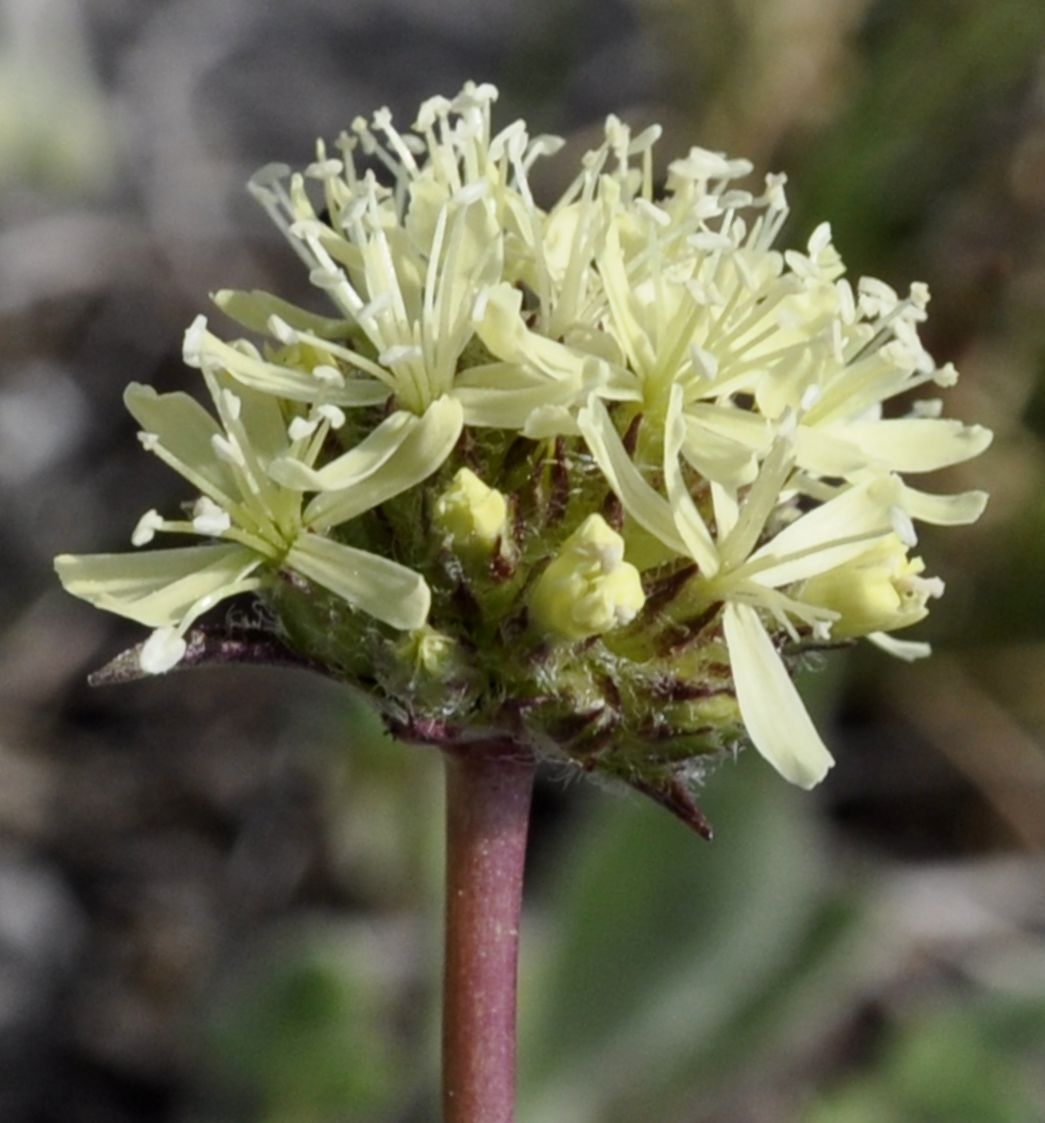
[55,355,459,672]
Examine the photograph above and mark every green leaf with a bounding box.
[519,754,860,1123]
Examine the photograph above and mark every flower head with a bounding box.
[56,83,991,829]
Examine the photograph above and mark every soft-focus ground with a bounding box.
[2,1,1043,1120]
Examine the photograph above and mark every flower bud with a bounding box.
[530,515,645,641]
[433,468,509,556]
[795,534,944,638]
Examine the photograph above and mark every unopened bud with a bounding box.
[433,468,509,556]
[796,534,943,639]
[530,515,645,641]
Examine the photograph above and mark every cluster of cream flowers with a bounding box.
[57,83,990,801]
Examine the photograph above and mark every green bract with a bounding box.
[56,82,991,822]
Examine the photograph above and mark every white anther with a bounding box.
[808,222,833,257]
[357,293,392,321]
[379,345,422,366]
[267,315,299,345]
[414,95,452,132]
[800,384,822,411]
[220,389,242,421]
[305,158,343,180]
[289,218,329,241]
[835,279,856,323]
[312,364,345,387]
[191,496,231,536]
[316,404,346,428]
[934,362,959,387]
[452,181,490,207]
[248,163,291,192]
[688,231,733,252]
[309,267,344,291]
[471,288,491,322]
[669,147,733,181]
[889,505,918,548]
[634,199,671,227]
[131,509,164,547]
[288,416,319,441]
[690,345,719,381]
[182,315,208,368]
[211,433,246,467]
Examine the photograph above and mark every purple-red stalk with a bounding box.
[442,744,536,1123]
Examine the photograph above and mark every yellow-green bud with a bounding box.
[399,625,462,676]
[433,468,509,556]
[796,535,944,638]
[530,514,646,641]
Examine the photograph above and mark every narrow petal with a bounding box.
[686,402,773,454]
[717,436,794,572]
[124,384,238,506]
[55,544,261,628]
[794,426,870,477]
[681,416,759,489]
[227,380,291,463]
[710,481,739,541]
[285,532,430,630]
[305,396,464,528]
[456,363,582,428]
[723,602,834,788]
[749,477,899,587]
[213,289,354,339]
[899,484,989,526]
[867,631,932,661]
[664,387,720,574]
[577,396,688,556]
[202,332,390,406]
[271,408,417,490]
[841,418,993,473]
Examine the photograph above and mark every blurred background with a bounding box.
[2,0,1044,1119]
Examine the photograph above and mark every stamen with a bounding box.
[192,496,232,536]
[131,509,165,546]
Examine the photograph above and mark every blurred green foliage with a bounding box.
[519,754,862,1123]
[204,927,409,1122]
[803,997,1045,1123]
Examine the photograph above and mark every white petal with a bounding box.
[841,418,993,473]
[577,397,688,556]
[522,405,581,439]
[899,484,989,526]
[305,397,464,528]
[55,544,261,628]
[664,387,719,574]
[717,436,794,572]
[749,477,899,587]
[686,402,773,453]
[271,409,416,491]
[285,532,430,630]
[723,602,834,789]
[681,416,759,489]
[213,289,351,339]
[124,384,238,506]
[456,363,582,428]
[794,426,870,477]
[866,631,932,661]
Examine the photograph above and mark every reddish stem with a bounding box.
[442,745,536,1123]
